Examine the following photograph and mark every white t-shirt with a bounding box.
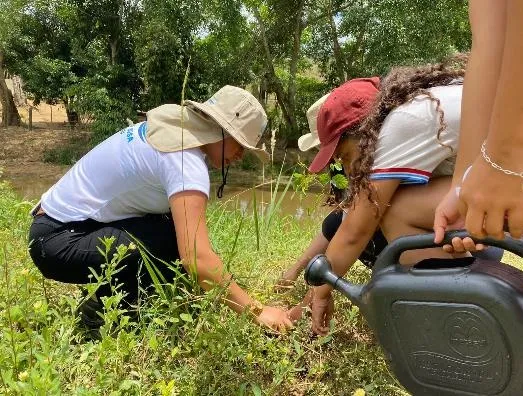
[370,84,462,184]
[41,122,210,222]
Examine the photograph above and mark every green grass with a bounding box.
[43,135,91,165]
[0,180,410,395]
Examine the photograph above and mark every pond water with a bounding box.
[6,172,328,219]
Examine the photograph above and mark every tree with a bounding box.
[65,0,141,135]
[304,0,470,85]
[0,0,23,127]
[194,0,258,97]
[134,0,205,108]
[6,0,141,132]
[246,0,355,144]
[0,0,472,147]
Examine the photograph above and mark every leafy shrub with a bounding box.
[268,71,329,145]
[43,135,91,165]
[67,67,136,144]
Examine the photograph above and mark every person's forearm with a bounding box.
[453,1,506,185]
[295,233,329,270]
[326,226,376,277]
[314,181,398,297]
[485,0,523,163]
[316,215,378,297]
[183,252,256,313]
[221,281,258,314]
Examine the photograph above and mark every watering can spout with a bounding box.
[304,255,363,306]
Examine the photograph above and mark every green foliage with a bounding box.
[194,0,256,95]
[305,0,470,84]
[67,73,135,143]
[19,56,77,106]
[43,134,90,165]
[1,0,470,146]
[273,72,330,143]
[292,160,348,197]
[0,181,409,395]
[3,0,141,130]
[330,173,349,190]
[237,151,259,171]
[134,0,205,107]
[327,160,349,189]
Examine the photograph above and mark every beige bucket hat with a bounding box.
[146,104,224,151]
[146,86,269,162]
[298,93,330,152]
[185,86,269,162]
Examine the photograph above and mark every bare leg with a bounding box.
[380,176,467,265]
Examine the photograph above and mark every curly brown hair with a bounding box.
[340,53,468,211]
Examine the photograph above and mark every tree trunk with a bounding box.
[259,75,268,108]
[11,75,26,106]
[109,0,124,66]
[64,97,79,126]
[343,0,369,79]
[344,24,367,79]
[0,50,21,127]
[110,39,118,66]
[286,0,306,141]
[252,7,298,140]
[327,0,346,83]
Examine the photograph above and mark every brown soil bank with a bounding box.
[0,126,90,199]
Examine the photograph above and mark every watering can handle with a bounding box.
[373,230,523,272]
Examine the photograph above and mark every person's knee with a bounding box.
[379,203,406,240]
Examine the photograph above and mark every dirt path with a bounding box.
[0,125,90,200]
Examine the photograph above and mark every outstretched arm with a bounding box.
[170,190,293,331]
[311,179,400,335]
[275,232,329,290]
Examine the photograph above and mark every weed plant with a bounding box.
[0,179,412,395]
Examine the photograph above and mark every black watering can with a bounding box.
[305,230,523,396]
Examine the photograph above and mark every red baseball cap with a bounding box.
[308,77,380,173]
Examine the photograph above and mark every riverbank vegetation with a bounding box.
[0,180,411,395]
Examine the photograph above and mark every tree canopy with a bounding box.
[0,0,470,143]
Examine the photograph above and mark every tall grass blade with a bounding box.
[128,234,168,301]
[264,152,292,232]
[224,212,244,272]
[252,189,260,251]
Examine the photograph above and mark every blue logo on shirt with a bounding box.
[126,127,133,143]
[138,122,147,142]
[119,126,134,143]
[119,122,147,144]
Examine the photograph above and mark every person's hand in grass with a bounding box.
[286,288,314,322]
[311,288,334,336]
[255,305,294,333]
